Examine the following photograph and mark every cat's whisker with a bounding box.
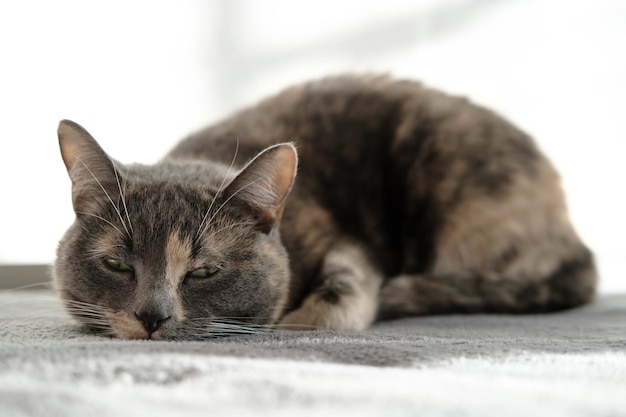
[69,313,109,322]
[0,281,54,292]
[8,311,66,322]
[186,318,273,330]
[64,308,107,318]
[184,316,326,336]
[62,306,109,317]
[61,299,112,316]
[82,254,104,261]
[184,329,257,339]
[77,321,112,329]
[195,138,239,244]
[61,300,115,333]
[209,323,265,334]
[0,295,59,307]
[209,317,325,331]
[64,306,107,315]
[69,318,110,329]
[272,323,325,330]
[113,161,133,235]
[6,296,109,324]
[203,221,256,241]
[64,311,110,323]
[179,317,270,338]
[76,156,131,239]
[75,211,126,237]
[185,318,258,325]
[203,178,263,233]
[72,320,111,330]
[61,298,103,308]
[188,316,276,321]
[203,319,264,325]
[61,302,100,311]
[0,304,61,319]
[83,244,128,261]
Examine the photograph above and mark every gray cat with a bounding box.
[54,75,596,340]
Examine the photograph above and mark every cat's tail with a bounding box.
[377,246,597,320]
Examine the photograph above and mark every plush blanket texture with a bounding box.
[1,290,625,416]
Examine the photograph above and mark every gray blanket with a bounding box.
[1,290,625,416]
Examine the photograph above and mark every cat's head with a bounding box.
[53,120,297,340]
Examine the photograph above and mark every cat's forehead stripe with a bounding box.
[165,231,192,287]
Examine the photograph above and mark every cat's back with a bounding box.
[169,74,542,226]
[169,75,412,162]
[170,74,540,183]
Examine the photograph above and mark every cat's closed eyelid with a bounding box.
[186,266,220,279]
[103,258,134,273]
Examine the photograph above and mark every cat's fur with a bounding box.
[54,75,597,340]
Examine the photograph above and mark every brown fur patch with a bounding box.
[434,163,578,280]
[106,311,150,340]
[165,232,191,319]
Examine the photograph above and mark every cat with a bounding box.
[54,74,597,340]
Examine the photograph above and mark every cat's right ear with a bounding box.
[58,120,123,213]
[223,143,298,233]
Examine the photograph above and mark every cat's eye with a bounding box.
[104,259,134,273]
[187,266,219,279]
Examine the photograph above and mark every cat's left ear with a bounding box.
[223,143,298,232]
[57,120,124,213]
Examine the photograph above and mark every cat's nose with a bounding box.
[134,310,171,333]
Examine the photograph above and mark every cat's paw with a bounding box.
[278,304,324,331]
[278,292,375,331]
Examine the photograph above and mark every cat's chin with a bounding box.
[109,326,168,341]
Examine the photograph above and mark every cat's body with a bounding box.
[54,75,596,339]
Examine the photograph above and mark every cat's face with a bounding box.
[54,120,297,340]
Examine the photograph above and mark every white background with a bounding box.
[0,0,624,292]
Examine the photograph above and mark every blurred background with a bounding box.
[0,0,624,292]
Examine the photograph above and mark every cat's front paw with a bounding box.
[278,292,375,331]
[278,305,324,331]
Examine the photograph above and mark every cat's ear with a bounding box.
[223,143,298,232]
[57,120,123,213]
